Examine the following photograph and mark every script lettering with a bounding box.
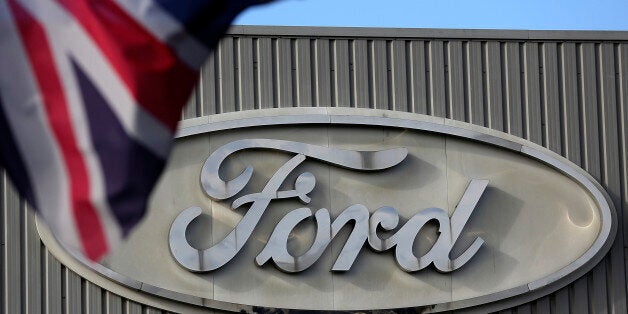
[169,139,486,273]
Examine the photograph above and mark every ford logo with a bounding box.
[38,108,617,312]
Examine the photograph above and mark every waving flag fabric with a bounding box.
[0,0,268,261]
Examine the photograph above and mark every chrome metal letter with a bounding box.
[200,139,408,199]
[169,154,310,272]
[433,179,488,272]
[170,140,486,273]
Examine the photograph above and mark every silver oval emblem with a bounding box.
[38,108,617,312]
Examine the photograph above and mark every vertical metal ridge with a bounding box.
[309,39,318,108]
[25,209,41,314]
[218,36,236,113]
[617,43,628,250]
[295,38,313,108]
[504,41,523,137]
[271,37,279,108]
[429,40,446,117]
[589,44,609,312]
[275,38,293,108]
[17,185,24,314]
[61,266,67,314]
[348,40,358,108]
[127,299,144,314]
[467,41,485,126]
[256,37,273,109]
[571,278,590,314]
[66,267,82,313]
[383,39,391,110]
[540,42,562,153]
[0,171,4,314]
[391,40,408,112]
[105,290,123,314]
[290,38,298,108]
[329,39,337,107]
[523,42,542,145]
[216,40,224,114]
[405,40,414,113]
[367,39,375,109]
[370,39,388,110]
[199,52,216,115]
[333,39,350,108]
[598,42,628,314]
[462,41,470,122]
[560,42,582,165]
[314,38,331,107]
[555,286,570,313]
[518,43,528,141]
[535,296,550,313]
[2,172,21,314]
[538,43,548,148]
[481,41,490,127]
[444,41,451,118]
[500,42,508,133]
[252,37,260,110]
[576,43,587,170]
[196,67,204,118]
[409,40,427,114]
[617,40,628,304]
[237,36,255,111]
[590,260,608,313]
[516,303,532,314]
[182,87,197,119]
[447,41,464,121]
[425,41,433,115]
[579,43,601,180]
[233,37,239,112]
[348,39,356,108]
[45,249,62,313]
[485,41,504,130]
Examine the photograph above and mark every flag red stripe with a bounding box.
[8,0,109,260]
[55,0,197,131]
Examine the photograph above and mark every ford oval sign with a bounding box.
[37,108,616,312]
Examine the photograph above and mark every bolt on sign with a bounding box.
[38,109,616,312]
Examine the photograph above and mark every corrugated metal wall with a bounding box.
[3,26,628,313]
[1,177,173,313]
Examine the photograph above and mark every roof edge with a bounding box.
[227,25,628,41]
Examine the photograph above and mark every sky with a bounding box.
[234,0,628,31]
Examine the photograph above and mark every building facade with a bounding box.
[2,26,628,313]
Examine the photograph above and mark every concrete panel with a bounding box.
[328,126,450,310]
[208,126,333,310]
[446,138,600,301]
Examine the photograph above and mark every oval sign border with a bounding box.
[37,108,617,313]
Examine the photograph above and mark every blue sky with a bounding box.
[235,0,628,31]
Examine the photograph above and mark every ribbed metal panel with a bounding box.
[2,27,628,313]
[197,30,628,313]
[1,173,172,313]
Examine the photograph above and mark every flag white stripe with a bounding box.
[0,0,80,251]
[115,0,210,69]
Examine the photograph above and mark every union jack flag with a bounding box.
[0,0,268,261]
